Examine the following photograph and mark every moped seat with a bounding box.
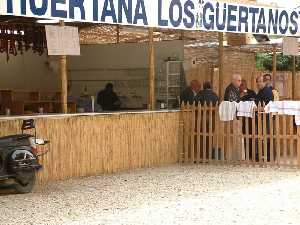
[0,134,32,146]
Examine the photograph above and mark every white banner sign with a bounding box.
[1,0,300,36]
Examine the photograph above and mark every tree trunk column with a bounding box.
[272,45,277,88]
[218,32,224,98]
[148,27,155,110]
[292,56,296,99]
[59,20,68,114]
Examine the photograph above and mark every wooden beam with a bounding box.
[218,32,224,98]
[179,30,184,40]
[59,20,68,114]
[292,56,296,99]
[116,25,120,43]
[148,27,155,110]
[272,45,277,87]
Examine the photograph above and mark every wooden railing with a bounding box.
[181,103,300,167]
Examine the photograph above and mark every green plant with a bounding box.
[256,53,300,71]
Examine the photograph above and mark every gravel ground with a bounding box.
[1,164,300,225]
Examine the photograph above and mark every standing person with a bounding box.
[224,74,242,102]
[180,80,201,105]
[196,81,219,106]
[263,74,279,101]
[255,76,274,105]
[263,73,274,89]
[196,81,219,159]
[97,83,121,111]
[255,75,274,162]
[223,74,243,161]
[239,79,256,160]
[240,79,256,102]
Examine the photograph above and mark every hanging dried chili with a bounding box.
[0,24,47,61]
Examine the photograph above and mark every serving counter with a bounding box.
[0,110,182,185]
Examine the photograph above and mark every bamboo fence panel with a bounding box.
[0,112,181,185]
[181,103,300,168]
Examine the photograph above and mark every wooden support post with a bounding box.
[297,126,300,168]
[292,56,296,99]
[180,30,184,40]
[218,32,224,98]
[148,27,155,110]
[272,45,277,87]
[59,20,68,114]
[116,25,120,43]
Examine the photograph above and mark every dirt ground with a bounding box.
[1,165,300,225]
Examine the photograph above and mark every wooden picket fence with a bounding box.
[181,103,300,167]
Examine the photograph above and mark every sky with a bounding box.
[257,0,300,8]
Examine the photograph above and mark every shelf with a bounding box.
[165,61,182,110]
[166,61,182,63]
[167,98,178,100]
[168,73,181,76]
[24,101,60,104]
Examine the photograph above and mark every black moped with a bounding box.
[0,119,49,194]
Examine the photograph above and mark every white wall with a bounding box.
[0,51,60,90]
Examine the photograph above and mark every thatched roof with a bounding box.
[79,25,219,44]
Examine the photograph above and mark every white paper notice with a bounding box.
[45,25,80,56]
[283,37,299,56]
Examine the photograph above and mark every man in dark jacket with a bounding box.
[180,80,201,105]
[255,76,274,105]
[224,74,242,102]
[97,83,121,111]
[196,81,219,106]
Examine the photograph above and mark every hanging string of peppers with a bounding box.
[0,24,47,61]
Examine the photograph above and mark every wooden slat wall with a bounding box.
[0,112,182,184]
[181,104,300,167]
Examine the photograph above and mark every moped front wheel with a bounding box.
[13,170,36,194]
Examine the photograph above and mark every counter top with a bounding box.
[0,110,180,121]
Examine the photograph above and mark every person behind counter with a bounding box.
[97,83,121,111]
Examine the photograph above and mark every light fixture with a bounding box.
[36,19,60,24]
